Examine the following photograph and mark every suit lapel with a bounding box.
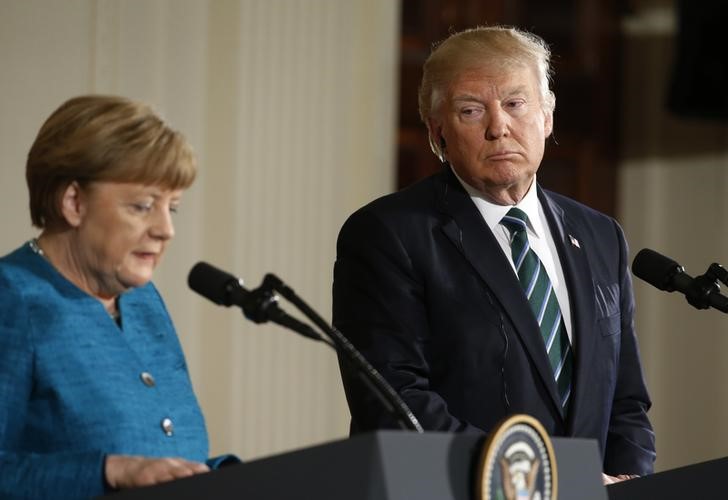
[538,188,597,431]
[434,169,564,415]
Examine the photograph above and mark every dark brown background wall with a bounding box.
[397,0,622,216]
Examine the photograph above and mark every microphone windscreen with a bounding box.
[632,248,681,291]
[188,262,239,306]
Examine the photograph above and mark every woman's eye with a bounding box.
[131,203,153,213]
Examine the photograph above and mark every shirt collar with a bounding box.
[451,165,544,239]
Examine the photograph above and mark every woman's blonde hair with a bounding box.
[26,95,197,229]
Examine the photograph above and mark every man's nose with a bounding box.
[485,107,509,140]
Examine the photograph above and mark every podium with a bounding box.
[103,431,606,499]
[607,456,728,499]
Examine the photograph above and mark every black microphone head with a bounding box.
[632,248,684,292]
[188,261,244,306]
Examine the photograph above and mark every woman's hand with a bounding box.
[105,454,210,489]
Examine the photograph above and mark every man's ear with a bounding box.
[427,118,442,143]
[427,118,447,161]
[544,110,553,138]
[60,181,86,228]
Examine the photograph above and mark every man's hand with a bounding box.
[602,473,639,485]
[105,454,210,489]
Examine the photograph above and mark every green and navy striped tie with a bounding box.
[501,207,573,411]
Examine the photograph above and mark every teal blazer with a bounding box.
[0,243,229,499]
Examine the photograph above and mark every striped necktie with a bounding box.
[501,207,573,411]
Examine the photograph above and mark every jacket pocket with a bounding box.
[594,282,621,336]
[598,312,621,336]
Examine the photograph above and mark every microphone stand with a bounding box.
[234,281,332,345]
[685,263,728,313]
[247,274,424,433]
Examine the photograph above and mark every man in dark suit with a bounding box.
[332,26,655,481]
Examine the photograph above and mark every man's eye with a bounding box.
[460,107,482,118]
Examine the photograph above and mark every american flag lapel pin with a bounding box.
[569,234,581,248]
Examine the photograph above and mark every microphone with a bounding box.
[188,262,323,341]
[188,262,424,432]
[632,248,693,293]
[632,248,728,313]
[188,261,247,307]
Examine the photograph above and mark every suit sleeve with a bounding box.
[0,275,108,499]
[333,208,483,434]
[603,220,656,476]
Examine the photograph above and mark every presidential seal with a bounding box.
[476,414,557,500]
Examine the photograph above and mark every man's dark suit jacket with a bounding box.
[333,167,656,476]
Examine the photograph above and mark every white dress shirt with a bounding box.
[452,168,574,344]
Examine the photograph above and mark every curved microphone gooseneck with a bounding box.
[188,262,424,433]
[260,273,424,433]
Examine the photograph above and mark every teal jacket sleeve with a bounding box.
[0,274,108,499]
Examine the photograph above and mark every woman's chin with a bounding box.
[119,270,154,290]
